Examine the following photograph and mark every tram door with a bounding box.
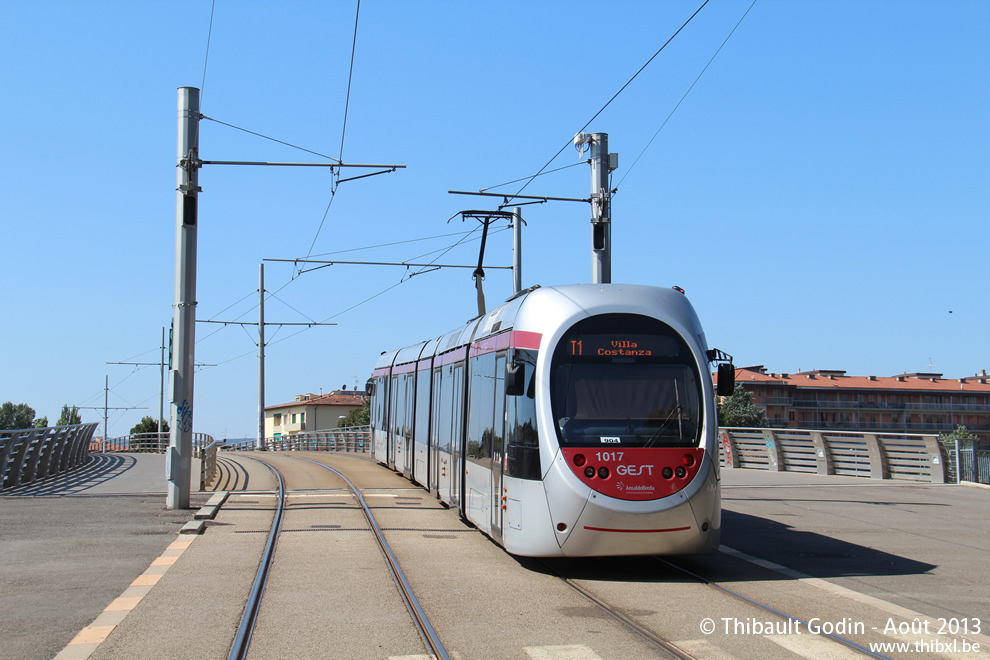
[388,375,399,468]
[490,353,507,539]
[429,368,442,494]
[450,362,464,510]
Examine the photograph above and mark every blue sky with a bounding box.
[2,1,987,440]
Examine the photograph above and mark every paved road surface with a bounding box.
[0,453,206,660]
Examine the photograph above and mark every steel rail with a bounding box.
[536,560,694,660]
[228,455,286,660]
[654,557,894,660]
[287,455,450,660]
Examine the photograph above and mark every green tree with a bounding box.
[57,405,82,426]
[130,416,170,435]
[338,398,370,427]
[717,383,768,428]
[0,402,38,431]
[33,416,49,428]
[939,424,977,445]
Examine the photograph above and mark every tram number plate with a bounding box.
[596,451,624,462]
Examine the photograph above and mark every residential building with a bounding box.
[727,366,990,443]
[264,390,367,439]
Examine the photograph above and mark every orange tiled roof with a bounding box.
[727,367,990,393]
[266,393,367,411]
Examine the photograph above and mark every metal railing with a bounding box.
[792,420,985,433]
[225,426,371,454]
[92,432,215,454]
[199,438,222,489]
[1,423,98,491]
[718,427,949,483]
[941,439,990,485]
[789,400,990,413]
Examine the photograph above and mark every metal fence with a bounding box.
[199,438,222,489]
[1,423,98,491]
[91,432,215,454]
[940,438,990,485]
[224,426,371,454]
[90,432,219,489]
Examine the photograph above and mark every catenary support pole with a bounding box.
[103,376,109,453]
[257,263,266,450]
[159,328,165,438]
[512,207,523,295]
[168,86,200,509]
[590,132,611,284]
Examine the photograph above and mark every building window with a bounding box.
[291,413,297,424]
[274,414,281,426]
[300,412,305,424]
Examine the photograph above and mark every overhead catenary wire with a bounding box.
[616,0,757,193]
[200,0,217,108]
[479,161,589,192]
[307,229,478,259]
[199,225,511,370]
[338,0,361,164]
[495,0,711,204]
[198,228,492,341]
[300,0,364,272]
[201,116,341,163]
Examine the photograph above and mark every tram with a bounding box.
[369,283,732,557]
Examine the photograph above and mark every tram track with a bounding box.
[227,455,286,660]
[539,551,896,660]
[654,556,892,659]
[537,558,695,659]
[218,452,903,659]
[227,453,450,660]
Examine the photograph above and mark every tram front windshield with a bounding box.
[550,314,702,448]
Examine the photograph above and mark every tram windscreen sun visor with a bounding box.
[550,314,702,448]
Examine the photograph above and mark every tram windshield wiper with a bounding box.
[644,405,685,448]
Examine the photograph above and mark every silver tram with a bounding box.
[369,283,730,557]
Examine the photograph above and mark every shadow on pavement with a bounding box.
[1,454,136,497]
[520,508,936,584]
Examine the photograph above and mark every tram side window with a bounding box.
[372,376,387,433]
[467,352,496,462]
[437,364,454,454]
[414,367,430,446]
[505,349,540,480]
[404,373,415,439]
[391,375,403,439]
[430,368,442,451]
[452,363,465,457]
[493,353,505,469]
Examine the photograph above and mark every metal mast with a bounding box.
[168,86,200,509]
[589,132,611,284]
[257,264,265,451]
[512,207,523,295]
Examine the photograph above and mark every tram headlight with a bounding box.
[597,466,609,479]
[584,466,595,478]
[675,466,686,478]
[682,454,695,467]
[662,466,673,479]
[573,454,587,467]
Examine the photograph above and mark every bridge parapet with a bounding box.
[225,426,371,454]
[1,423,98,491]
[93,432,215,454]
[718,427,947,483]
